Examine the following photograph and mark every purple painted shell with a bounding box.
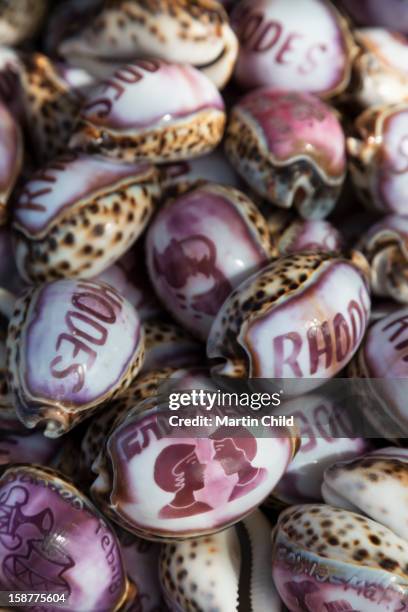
[207,252,370,387]
[12,153,159,282]
[272,504,408,612]
[357,215,408,302]
[58,0,238,90]
[146,183,271,340]
[160,510,285,611]
[0,464,131,611]
[70,59,226,163]
[266,210,343,256]
[91,389,298,540]
[231,0,356,97]
[348,104,408,214]
[225,89,346,219]
[6,279,145,437]
[0,100,22,224]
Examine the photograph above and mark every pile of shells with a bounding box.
[0,1,407,610]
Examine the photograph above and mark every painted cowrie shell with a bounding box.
[70,59,226,163]
[269,394,371,505]
[142,320,204,373]
[59,0,238,90]
[231,0,356,97]
[118,529,168,612]
[160,510,285,611]
[160,148,242,200]
[351,29,408,108]
[357,215,408,302]
[322,448,408,541]
[93,242,163,322]
[225,89,346,219]
[266,210,343,257]
[348,305,408,437]
[272,504,408,612]
[91,389,298,540]
[0,100,22,224]
[0,0,47,45]
[17,53,92,165]
[0,464,131,612]
[348,104,408,214]
[12,153,159,283]
[146,183,271,340]
[207,252,370,388]
[340,0,408,32]
[6,279,145,437]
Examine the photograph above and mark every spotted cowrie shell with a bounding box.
[357,215,408,303]
[12,153,159,283]
[208,252,370,388]
[6,279,145,437]
[146,183,271,340]
[231,0,356,97]
[142,320,204,373]
[272,504,408,612]
[266,210,343,257]
[0,0,47,45]
[322,448,408,541]
[0,464,131,611]
[348,104,408,215]
[160,510,285,611]
[59,0,238,90]
[91,379,298,540]
[70,59,226,163]
[269,394,371,505]
[225,89,346,219]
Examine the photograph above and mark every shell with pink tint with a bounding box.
[0,100,22,224]
[266,210,343,256]
[160,510,285,611]
[160,149,242,200]
[352,29,408,108]
[272,504,408,612]
[225,89,346,219]
[207,252,370,388]
[231,0,355,96]
[340,0,408,32]
[348,305,408,437]
[17,53,93,165]
[357,215,408,302]
[269,394,371,505]
[117,530,168,612]
[6,279,145,437]
[70,59,226,163]
[322,448,408,540]
[0,464,131,611]
[0,0,47,45]
[91,391,298,540]
[58,0,238,90]
[146,183,271,340]
[0,427,61,467]
[12,153,159,283]
[348,104,408,214]
[142,320,204,373]
[93,242,162,321]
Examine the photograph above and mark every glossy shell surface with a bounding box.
[7,279,145,437]
[0,100,22,224]
[272,504,408,612]
[160,510,284,611]
[231,0,355,96]
[146,183,271,339]
[267,211,343,256]
[0,464,129,611]
[348,103,408,214]
[208,252,370,386]
[13,154,159,282]
[225,89,346,219]
[59,0,238,89]
[71,60,226,163]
